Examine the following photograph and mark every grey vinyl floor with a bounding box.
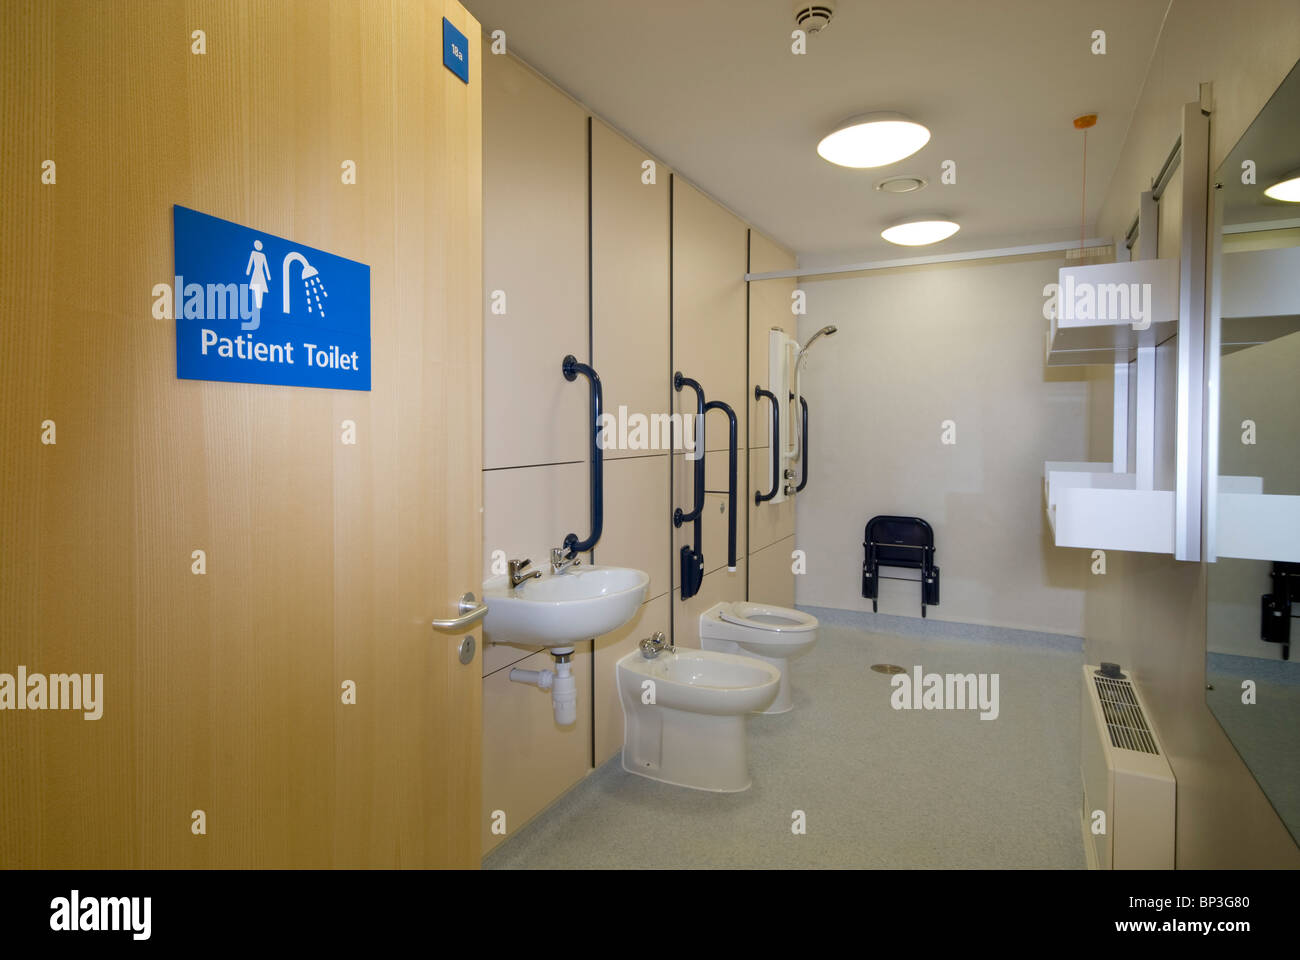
[484,620,1087,869]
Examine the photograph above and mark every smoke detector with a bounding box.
[794,2,835,34]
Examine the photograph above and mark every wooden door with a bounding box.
[0,0,482,868]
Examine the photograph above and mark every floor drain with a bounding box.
[871,664,906,675]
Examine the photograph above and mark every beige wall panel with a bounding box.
[671,179,748,452]
[593,594,669,766]
[598,454,672,602]
[481,641,592,854]
[749,536,796,607]
[672,563,747,649]
[0,0,483,868]
[672,450,747,587]
[591,120,671,460]
[482,52,588,470]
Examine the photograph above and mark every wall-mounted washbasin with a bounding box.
[482,566,649,648]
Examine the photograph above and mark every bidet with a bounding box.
[617,647,780,791]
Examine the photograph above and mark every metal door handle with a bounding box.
[431,592,488,633]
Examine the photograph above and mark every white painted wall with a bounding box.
[794,255,1091,636]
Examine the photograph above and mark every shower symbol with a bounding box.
[282,250,329,318]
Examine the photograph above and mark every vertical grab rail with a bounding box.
[674,372,707,598]
[673,373,706,527]
[562,354,603,557]
[795,395,809,493]
[755,385,780,504]
[704,399,738,570]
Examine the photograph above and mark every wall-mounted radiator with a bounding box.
[1080,665,1175,869]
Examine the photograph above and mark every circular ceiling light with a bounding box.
[875,175,927,193]
[817,113,931,169]
[1264,172,1300,202]
[880,217,960,246]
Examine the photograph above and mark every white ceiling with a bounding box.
[463,0,1172,267]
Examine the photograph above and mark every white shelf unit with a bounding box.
[1220,246,1300,351]
[1044,462,1174,553]
[1207,245,1300,562]
[1221,245,1300,321]
[1045,257,1180,366]
[1041,242,1184,555]
[1042,102,1210,560]
[1218,492,1300,562]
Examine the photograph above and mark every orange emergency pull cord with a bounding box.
[1074,114,1098,253]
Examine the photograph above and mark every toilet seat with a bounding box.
[717,601,817,633]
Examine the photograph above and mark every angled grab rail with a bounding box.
[755,385,780,504]
[562,354,603,557]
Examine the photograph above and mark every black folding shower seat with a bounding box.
[861,515,940,617]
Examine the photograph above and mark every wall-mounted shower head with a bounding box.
[797,325,838,362]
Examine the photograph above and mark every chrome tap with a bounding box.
[508,558,541,588]
[639,631,672,659]
[551,547,583,575]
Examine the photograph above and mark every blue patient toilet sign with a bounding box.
[172,205,371,391]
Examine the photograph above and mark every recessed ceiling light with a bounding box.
[881,217,960,246]
[875,175,927,193]
[1264,173,1300,202]
[817,112,931,169]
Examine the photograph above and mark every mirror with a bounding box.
[1206,57,1300,843]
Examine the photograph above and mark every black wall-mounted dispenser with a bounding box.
[1261,561,1298,660]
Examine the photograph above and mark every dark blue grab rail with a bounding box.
[796,395,809,493]
[562,354,603,557]
[755,385,780,504]
[672,373,738,597]
[704,398,738,569]
[673,372,706,528]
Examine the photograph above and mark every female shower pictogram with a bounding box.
[245,239,271,309]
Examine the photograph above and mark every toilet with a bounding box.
[617,647,780,792]
[699,602,819,714]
